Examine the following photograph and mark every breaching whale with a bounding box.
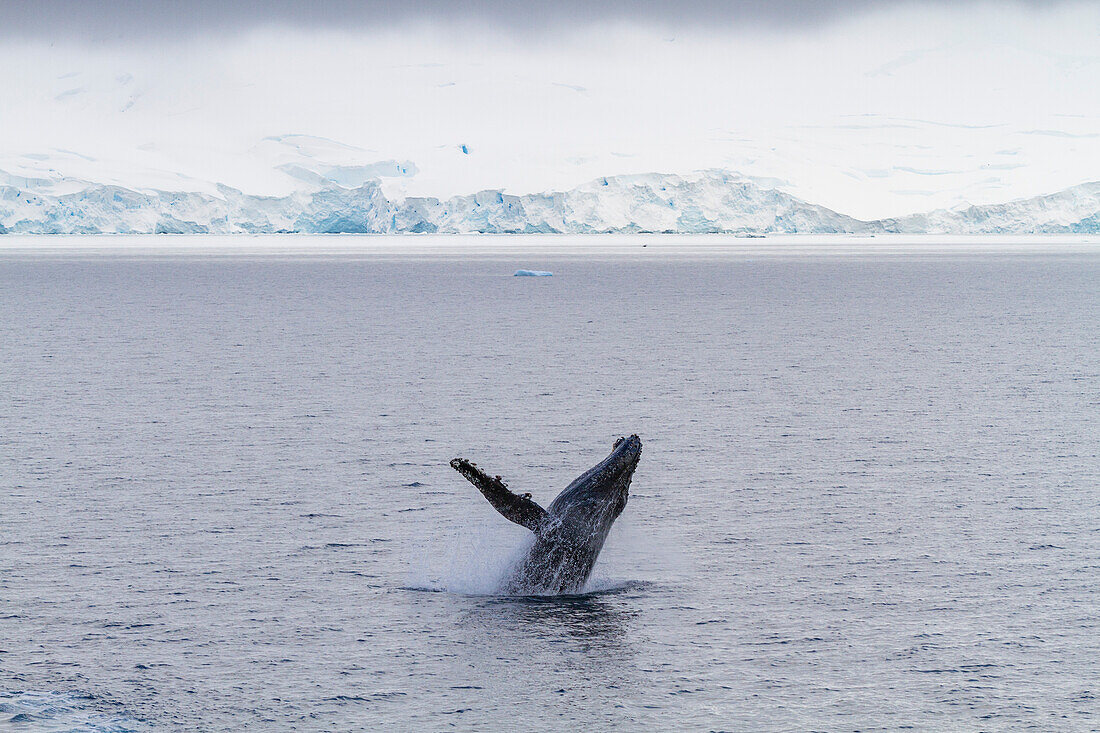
[450,435,642,595]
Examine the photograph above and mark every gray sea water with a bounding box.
[2,236,1099,731]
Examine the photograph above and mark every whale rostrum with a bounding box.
[450,435,642,595]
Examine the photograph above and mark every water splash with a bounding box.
[404,515,649,597]
[404,521,533,595]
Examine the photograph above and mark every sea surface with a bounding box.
[2,236,1098,731]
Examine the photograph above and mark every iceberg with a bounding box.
[514,270,553,277]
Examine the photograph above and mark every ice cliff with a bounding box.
[0,169,1097,235]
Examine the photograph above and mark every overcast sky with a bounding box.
[0,1,1096,218]
[0,0,1080,40]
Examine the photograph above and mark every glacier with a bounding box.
[0,168,1098,236]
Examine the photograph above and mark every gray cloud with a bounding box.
[0,0,1077,41]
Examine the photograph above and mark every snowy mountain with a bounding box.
[0,167,1098,235]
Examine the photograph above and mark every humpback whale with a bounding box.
[451,435,642,595]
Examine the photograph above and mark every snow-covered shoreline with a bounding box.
[3,233,1099,256]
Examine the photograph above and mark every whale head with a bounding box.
[547,434,642,534]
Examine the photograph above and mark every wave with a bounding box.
[0,690,145,732]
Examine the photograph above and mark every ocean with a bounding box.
[2,236,1098,730]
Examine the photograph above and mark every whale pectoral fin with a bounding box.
[450,458,549,533]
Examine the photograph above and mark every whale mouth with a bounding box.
[609,434,642,472]
[597,435,642,493]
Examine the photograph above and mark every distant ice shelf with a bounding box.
[514,270,554,277]
[0,168,1098,235]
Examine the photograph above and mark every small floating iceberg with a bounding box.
[514,270,553,277]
